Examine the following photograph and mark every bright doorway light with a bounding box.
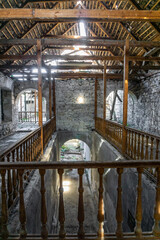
[63,180,71,192]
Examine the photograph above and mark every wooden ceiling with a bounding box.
[0,0,160,76]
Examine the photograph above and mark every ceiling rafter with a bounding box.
[128,0,160,35]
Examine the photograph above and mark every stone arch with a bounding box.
[15,88,47,123]
[106,89,137,126]
[14,79,50,121]
[57,131,92,162]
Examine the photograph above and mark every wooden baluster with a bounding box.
[97,168,104,238]
[0,169,9,240]
[137,133,140,160]
[134,168,143,237]
[155,139,159,160]
[18,169,27,239]
[145,136,149,160]
[150,137,154,160]
[58,169,66,239]
[116,168,123,238]
[133,133,137,160]
[131,131,134,159]
[12,150,17,199]
[140,135,144,160]
[20,144,22,161]
[128,130,131,156]
[153,168,160,237]
[23,143,26,162]
[78,168,85,239]
[31,137,34,162]
[39,169,48,239]
[7,153,13,208]
[29,139,32,162]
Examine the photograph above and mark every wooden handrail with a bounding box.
[0,160,159,169]
[125,126,160,141]
[0,127,41,158]
[0,160,160,240]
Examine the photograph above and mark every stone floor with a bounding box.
[63,168,98,234]
[0,131,30,153]
[0,122,39,154]
[62,150,98,234]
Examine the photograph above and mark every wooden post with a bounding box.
[0,169,9,240]
[20,95,22,122]
[122,39,129,154]
[37,39,43,154]
[153,167,160,236]
[58,169,66,238]
[95,77,98,120]
[103,64,107,120]
[35,91,37,123]
[97,168,104,238]
[52,78,56,118]
[49,67,52,120]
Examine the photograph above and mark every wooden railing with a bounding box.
[0,161,160,240]
[95,117,123,151]
[0,117,56,208]
[95,117,160,178]
[18,111,46,123]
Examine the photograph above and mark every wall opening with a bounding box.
[16,89,47,123]
[106,90,137,127]
[1,88,12,122]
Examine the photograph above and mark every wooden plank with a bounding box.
[122,39,129,154]
[0,9,159,22]
[103,64,107,120]
[37,39,43,154]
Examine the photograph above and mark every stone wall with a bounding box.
[56,79,95,132]
[133,72,160,135]
[0,72,16,138]
[92,131,156,233]
[97,72,160,135]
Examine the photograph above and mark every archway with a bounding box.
[106,90,137,127]
[16,89,47,123]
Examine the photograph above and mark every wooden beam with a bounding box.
[1,54,160,62]
[122,39,129,155]
[0,9,159,22]
[21,72,124,80]
[37,39,43,154]
[103,64,107,120]
[1,64,160,71]
[0,38,160,48]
